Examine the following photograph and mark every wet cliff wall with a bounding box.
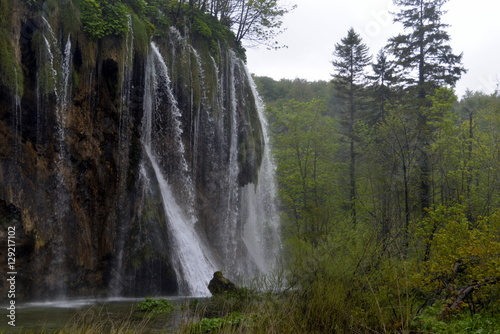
[0,0,276,299]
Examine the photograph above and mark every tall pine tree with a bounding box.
[388,0,466,99]
[388,0,466,211]
[331,28,371,223]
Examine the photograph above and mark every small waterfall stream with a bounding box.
[222,51,241,274]
[38,18,72,297]
[144,148,217,296]
[110,15,135,296]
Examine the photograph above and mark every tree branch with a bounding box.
[440,277,499,318]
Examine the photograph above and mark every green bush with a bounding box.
[80,0,130,39]
[136,296,175,315]
[80,0,105,38]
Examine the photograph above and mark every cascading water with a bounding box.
[242,67,281,273]
[138,38,279,290]
[110,15,135,296]
[38,18,72,297]
[142,42,217,296]
[222,51,241,275]
[61,35,72,116]
[150,41,193,203]
[188,47,205,174]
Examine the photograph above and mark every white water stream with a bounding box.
[142,42,217,296]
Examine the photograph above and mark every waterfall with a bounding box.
[3,3,282,299]
[142,42,217,296]
[189,47,205,175]
[242,66,281,273]
[110,15,134,296]
[61,35,72,115]
[55,33,72,208]
[119,15,134,144]
[222,51,241,274]
[149,42,191,185]
[144,148,216,296]
[39,18,71,297]
[139,41,279,290]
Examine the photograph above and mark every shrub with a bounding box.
[80,0,130,39]
[136,296,175,315]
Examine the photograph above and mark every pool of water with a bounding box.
[0,296,195,333]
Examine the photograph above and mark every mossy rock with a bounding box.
[208,271,237,295]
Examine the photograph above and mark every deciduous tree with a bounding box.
[271,99,338,243]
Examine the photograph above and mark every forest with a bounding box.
[252,79,500,333]
[252,0,500,332]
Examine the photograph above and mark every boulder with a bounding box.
[207,271,237,295]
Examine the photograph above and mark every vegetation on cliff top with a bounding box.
[76,0,292,52]
[0,0,293,98]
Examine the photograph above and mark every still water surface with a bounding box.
[0,297,194,333]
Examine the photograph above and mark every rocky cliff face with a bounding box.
[0,1,278,299]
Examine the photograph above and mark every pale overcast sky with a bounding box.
[246,0,500,98]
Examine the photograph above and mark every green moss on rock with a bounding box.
[0,0,23,96]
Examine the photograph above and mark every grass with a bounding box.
[170,266,500,334]
[58,306,153,333]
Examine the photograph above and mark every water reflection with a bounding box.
[0,297,196,333]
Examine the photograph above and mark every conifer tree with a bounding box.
[331,28,371,223]
[370,50,394,123]
[388,0,466,211]
[388,0,466,99]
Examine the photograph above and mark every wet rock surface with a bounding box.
[208,271,238,295]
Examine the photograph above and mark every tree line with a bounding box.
[255,0,500,331]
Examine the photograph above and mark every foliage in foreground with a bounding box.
[175,272,500,333]
[187,312,249,333]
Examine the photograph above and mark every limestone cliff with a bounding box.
[0,0,277,299]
